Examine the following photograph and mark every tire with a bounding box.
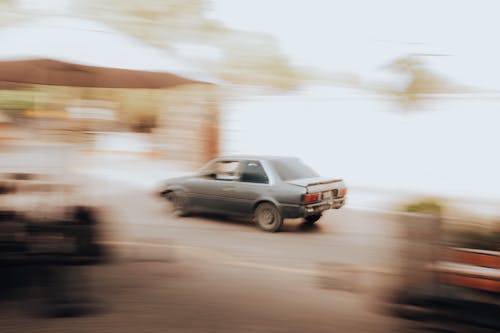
[304,214,322,224]
[167,191,189,217]
[254,202,283,232]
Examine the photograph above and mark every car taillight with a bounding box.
[304,193,320,203]
[339,187,348,197]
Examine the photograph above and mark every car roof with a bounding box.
[216,155,298,162]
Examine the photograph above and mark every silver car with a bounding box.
[159,156,347,232]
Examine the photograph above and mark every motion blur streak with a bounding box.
[1,1,499,333]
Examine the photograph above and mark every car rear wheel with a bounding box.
[167,191,189,217]
[304,214,322,224]
[255,202,283,232]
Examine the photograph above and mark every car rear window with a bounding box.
[270,158,319,181]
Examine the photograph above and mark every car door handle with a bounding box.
[221,187,234,192]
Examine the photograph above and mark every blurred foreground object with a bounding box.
[0,171,106,317]
[390,198,500,331]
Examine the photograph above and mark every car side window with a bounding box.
[240,161,269,184]
[214,161,240,181]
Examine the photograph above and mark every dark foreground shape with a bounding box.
[0,205,107,318]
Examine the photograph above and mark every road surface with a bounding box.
[1,150,494,332]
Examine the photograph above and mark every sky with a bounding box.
[16,0,500,90]
[18,0,71,14]
[210,0,500,91]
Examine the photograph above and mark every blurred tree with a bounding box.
[72,0,302,90]
[374,55,469,107]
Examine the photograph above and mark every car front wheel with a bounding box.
[255,202,283,232]
[167,191,189,217]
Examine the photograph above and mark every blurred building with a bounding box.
[0,16,220,168]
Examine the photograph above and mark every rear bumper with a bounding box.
[280,197,346,218]
[330,197,346,209]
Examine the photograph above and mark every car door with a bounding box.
[226,160,271,216]
[188,160,242,214]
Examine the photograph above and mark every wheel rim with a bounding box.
[168,193,183,214]
[257,205,281,230]
[261,209,275,225]
[173,196,181,211]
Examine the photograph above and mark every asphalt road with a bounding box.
[1,149,496,332]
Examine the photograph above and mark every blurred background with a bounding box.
[0,1,499,332]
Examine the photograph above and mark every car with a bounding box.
[159,156,347,232]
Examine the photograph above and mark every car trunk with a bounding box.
[287,177,345,197]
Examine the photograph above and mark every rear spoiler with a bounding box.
[307,179,343,187]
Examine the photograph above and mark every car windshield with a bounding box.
[270,158,319,181]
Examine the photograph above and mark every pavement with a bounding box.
[1,148,498,332]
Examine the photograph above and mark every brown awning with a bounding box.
[0,58,211,89]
